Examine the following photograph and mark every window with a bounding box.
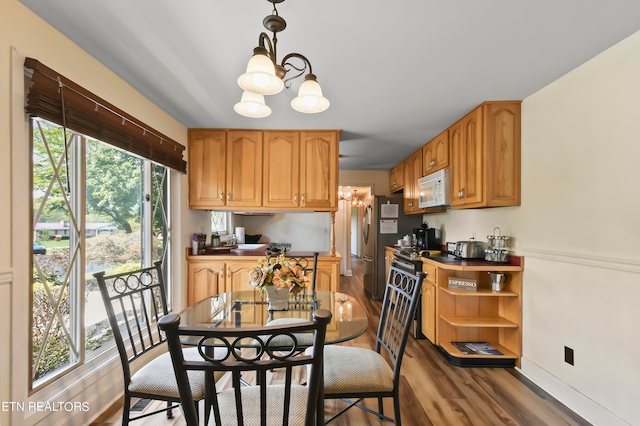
[31,118,171,388]
[211,211,230,235]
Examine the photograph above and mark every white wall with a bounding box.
[425,30,640,426]
[235,213,331,252]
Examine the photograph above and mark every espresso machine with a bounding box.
[413,224,441,251]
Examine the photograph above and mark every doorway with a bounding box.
[336,185,371,279]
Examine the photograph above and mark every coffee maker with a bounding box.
[413,224,441,251]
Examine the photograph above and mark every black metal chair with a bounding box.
[159,308,332,426]
[310,265,426,425]
[94,261,219,425]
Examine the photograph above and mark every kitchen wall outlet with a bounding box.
[564,346,574,365]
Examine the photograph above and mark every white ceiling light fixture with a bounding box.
[234,90,272,118]
[236,0,329,117]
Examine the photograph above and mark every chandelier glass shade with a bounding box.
[236,0,329,118]
[237,49,284,95]
[234,90,272,118]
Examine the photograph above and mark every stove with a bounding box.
[391,248,426,339]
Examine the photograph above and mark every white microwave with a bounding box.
[418,169,450,208]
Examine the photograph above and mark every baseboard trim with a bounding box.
[519,358,629,426]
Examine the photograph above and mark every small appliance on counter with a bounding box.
[413,223,441,252]
[453,238,487,259]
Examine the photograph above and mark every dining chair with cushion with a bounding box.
[94,261,220,425]
[310,265,426,425]
[158,308,332,426]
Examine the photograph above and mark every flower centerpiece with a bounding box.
[248,254,307,310]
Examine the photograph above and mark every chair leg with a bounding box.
[121,394,131,426]
[166,400,174,419]
[378,396,384,417]
[393,391,402,426]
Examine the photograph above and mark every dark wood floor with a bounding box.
[92,255,591,426]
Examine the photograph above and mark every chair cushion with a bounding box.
[209,384,309,426]
[129,347,225,400]
[309,346,395,394]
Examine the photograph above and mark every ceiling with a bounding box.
[20,0,640,171]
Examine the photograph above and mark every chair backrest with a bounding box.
[377,266,426,379]
[93,261,169,384]
[159,309,332,426]
[288,252,319,294]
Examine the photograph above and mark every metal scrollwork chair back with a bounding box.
[159,308,332,426]
[311,265,426,425]
[94,261,210,425]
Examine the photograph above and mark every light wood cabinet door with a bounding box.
[225,260,256,293]
[484,102,521,207]
[450,101,520,209]
[389,163,404,192]
[403,150,426,215]
[226,131,263,208]
[299,131,338,210]
[188,260,224,305]
[421,283,436,343]
[188,130,226,208]
[402,157,413,212]
[263,131,300,208]
[450,107,483,207]
[423,129,449,175]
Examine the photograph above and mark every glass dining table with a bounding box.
[176,289,368,347]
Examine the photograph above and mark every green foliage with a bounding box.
[85,140,142,234]
[32,281,71,380]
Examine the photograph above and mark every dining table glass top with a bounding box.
[176,290,368,346]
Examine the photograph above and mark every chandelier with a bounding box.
[338,187,364,207]
[234,0,330,118]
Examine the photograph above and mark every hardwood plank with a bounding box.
[91,255,591,426]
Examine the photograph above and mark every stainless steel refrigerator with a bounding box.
[362,195,423,299]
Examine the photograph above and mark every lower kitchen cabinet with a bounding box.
[420,261,437,343]
[423,256,524,367]
[186,250,341,305]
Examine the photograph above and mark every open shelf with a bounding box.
[440,315,518,328]
[439,287,518,297]
[438,341,518,367]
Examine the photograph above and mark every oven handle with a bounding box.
[391,259,416,273]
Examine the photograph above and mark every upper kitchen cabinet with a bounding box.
[449,101,521,209]
[263,131,300,209]
[188,129,227,209]
[299,131,339,210]
[422,129,449,175]
[263,130,338,210]
[227,130,263,207]
[389,162,404,193]
[189,129,339,211]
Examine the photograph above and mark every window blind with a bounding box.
[24,58,187,173]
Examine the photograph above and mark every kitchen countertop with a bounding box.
[423,254,523,271]
[387,246,522,271]
[186,248,339,259]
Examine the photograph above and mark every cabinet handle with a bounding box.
[301,193,305,204]
[219,267,224,277]
[227,266,230,278]
[294,193,297,203]
[459,187,465,199]
[430,160,435,166]
[220,191,224,202]
[227,192,230,202]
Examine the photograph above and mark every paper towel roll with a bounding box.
[235,227,245,244]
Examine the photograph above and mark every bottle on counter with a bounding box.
[192,234,199,255]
